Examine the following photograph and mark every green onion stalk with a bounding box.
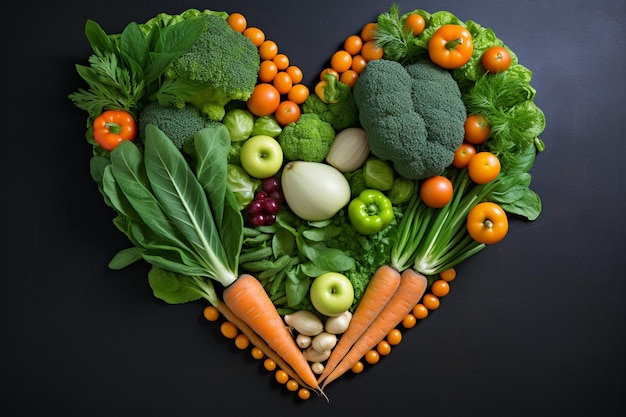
[391,167,500,276]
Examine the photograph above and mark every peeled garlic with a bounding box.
[311,362,325,375]
[303,346,331,362]
[284,310,324,336]
[296,334,312,349]
[324,310,353,334]
[311,332,338,353]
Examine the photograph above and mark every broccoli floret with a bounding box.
[138,101,220,155]
[277,113,336,162]
[353,59,466,180]
[163,11,260,121]
[301,88,360,132]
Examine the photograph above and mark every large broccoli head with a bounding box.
[277,113,336,162]
[138,101,220,155]
[353,59,466,180]
[165,12,260,121]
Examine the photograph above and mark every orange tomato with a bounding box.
[420,175,453,208]
[220,321,238,339]
[263,358,277,371]
[331,50,353,73]
[247,83,281,116]
[402,313,417,329]
[413,303,429,319]
[377,340,392,356]
[468,151,501,184]
[361,22,378,41]
[365,349,380,364]
[243,27,265,47]
[351,54,367,73]
[466,202,509,244]
[272,53,289,70]
[404,13,425,36]
[361,40,384,61]
[258,60,278,82]
[250,347,264,359]
[351,361,365,374]
[422,294,440,311]
[453,142,477,169]
[387,328,402,345]
[482,45,512,73]
[275,370,289,384]
[340,69,359,88]
[226,12,247,33]
[286,380,299,392]
[439,268,457,282]
[428,24,474,69]
[464,114,490,144]
[202,306,219,321]
[234,333,249,350]
[272,71,293,94]
[344,35,363,55]
[285,65,303,84]
[298,388,311,400]
[274,100,301,126]
[287,84,310,104]
[258,40,278,60]
[431,280,450,298]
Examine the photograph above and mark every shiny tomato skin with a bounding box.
[246,83,281,116]
[420,175,453,208]
[464,114,490,145]
[466,202,509,244]
[468,152,501,184]
[274,100,301,126]
[453,142,477,169]
[482,46,512,73]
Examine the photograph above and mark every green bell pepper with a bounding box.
[348,189,394,235]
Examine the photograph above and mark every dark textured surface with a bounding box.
[2,1,624,415]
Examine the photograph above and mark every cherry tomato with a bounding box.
[344,35,363,55]
[482,45,512,73]
[272,53,289,70]
[377,340,392,356]
[420,175,453,208]
[287,84,310,104]
[387,329,402,345]
[258,60,278,82]
[250,347,264,359]
[247,83,281,116]
[285,65,303,84]
[226,13,247,33]
[263,358,277,371]
[234,333,249,350]
[422,294,440,311]
[431,279,450,298]
[404,13,425,36]
[402,313,417,329]
[274,100,301,126]
[286,380,299,392]
[439,268,457,282]
[413,303,429,319]
[272,71,293,94]
[331,50,353,73]
[361,22,378,42]
[275,370,289,384]
[464,114,490,144]
[258,40,278,60]
[361,40,384,61]
[453,142,477,169]
[202,306,219,321]
[220,321,238,339]
[298,388,311,400]
[340,69,359,88]
[466,202,509,244]
[468,152,501,184]
[365,349,380,364]
[351,54,367,73]
[351,361,365,374]
[243,27,265,47]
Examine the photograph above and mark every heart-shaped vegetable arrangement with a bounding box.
[69,5,545,401]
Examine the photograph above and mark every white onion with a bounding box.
[325,127,370,172]
[281,161,351,221]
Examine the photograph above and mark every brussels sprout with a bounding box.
[227,164,260,210]
[363,158,395,191]
[388,177,416,204]
[223,109,254,142]
[252,115,282,138]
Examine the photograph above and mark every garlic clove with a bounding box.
[296,334,312,349]
[311,332,338,353]
[303,346,331,362]
[324,310,353,334]
[311,362,325,375]
[284,310,324,336]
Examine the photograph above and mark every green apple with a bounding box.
[240,135,283,179]
[309,272,354,316]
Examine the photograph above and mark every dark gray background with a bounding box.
[2,0,624,416]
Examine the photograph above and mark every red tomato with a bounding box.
[420,175,453,208]
[482,46,512,73]
[247,83,281,116]
[468,152,501,184]
[274,100,301,126]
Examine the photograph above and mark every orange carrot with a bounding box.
[320,268,428,389]
[212,299,308,389]
[317,265,402,384]
[222,274,321,393]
